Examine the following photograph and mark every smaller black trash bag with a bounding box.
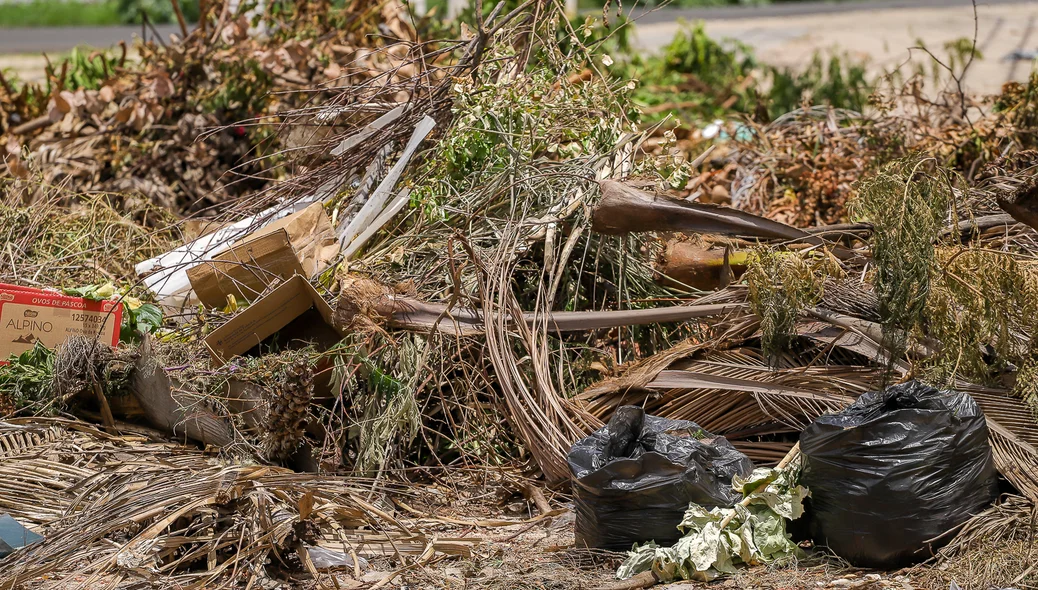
[568,406,754,551]
[801,380,999,569]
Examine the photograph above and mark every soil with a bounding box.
[304,478,1024,590]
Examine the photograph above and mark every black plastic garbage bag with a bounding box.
[568,406,755,551]
[800,380,999,569]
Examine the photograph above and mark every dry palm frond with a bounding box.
[478,221,601,483]
[912,496,1038,589]
[933,495,1037,560]
[577,297,1038,489]
[817,276,881,322]
[576,327,885,464]
[0,421,63,458]
[954,385,1038,502]
[0,418,462,590]
[913,537,1038,590]
[574,260,1038,477]
[592,180,842,246]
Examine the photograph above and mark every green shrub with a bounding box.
[661,21,756,86]
[117,0,200,25]
[0,0,122,27]
[768,53,871,116]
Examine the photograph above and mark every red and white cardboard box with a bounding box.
[0,283,122,362]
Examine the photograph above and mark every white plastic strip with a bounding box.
[343,189,411,259]
[337,115,435,247]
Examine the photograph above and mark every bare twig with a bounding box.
[170,0,190,39]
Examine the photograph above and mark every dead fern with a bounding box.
[850,157,956,338]
[745,248,830,359]
[925,247,1038,384]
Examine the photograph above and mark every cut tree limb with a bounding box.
[602,571,658,590]
[945,213,1021,238]
[656,240,748,291]
[522,483,553,516]
[11,115,53,136]
[334,278,746,335]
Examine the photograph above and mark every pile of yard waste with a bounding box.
[2,1,1038,589]
[1,0,423,214]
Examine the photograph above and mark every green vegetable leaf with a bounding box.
[134,303,163,333]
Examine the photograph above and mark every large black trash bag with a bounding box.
[800,380,999,569]
[568,406,755,551]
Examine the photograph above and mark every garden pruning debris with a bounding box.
[3,0,1038,588]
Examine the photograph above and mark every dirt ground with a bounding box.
[633,1,1038,96]
[354,479,1034,590]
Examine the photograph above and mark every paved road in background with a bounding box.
[0,24,180,54]
[631,0,1038,95]
[1,0,1037,95]
[630,0,1036,24]
[0,0,1034,54]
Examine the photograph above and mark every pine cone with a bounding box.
[260,359,314,462]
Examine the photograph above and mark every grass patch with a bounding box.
[589,19,874,122]
[576,0,881,11]
[0,0,123,28]
[0,0,199,28]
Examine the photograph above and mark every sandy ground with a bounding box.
[0,53,50,84]
[0,24,175,85]
[632,1,1038,96]
[0,49,145,86]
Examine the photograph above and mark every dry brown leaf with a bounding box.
[3,153,30,178]
[152,72,175,99]
[114,104,133,124]
[324,62,343,80]
[221,14,249,44]
[59,90,77,110]
[48,94,70,122]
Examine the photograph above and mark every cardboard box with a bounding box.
[247,202,340,278]
[0,284,121,361]
[187,229,306,308]
[186,203,340,309]
[204,275,343,365]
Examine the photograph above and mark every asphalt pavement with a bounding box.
[0,24,181,54]
[629,0,1036,24]
[0,0,1033,55]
